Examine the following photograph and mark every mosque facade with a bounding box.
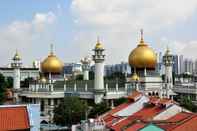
[6,30,176,123]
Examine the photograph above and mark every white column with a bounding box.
[165,65,173,98]
[111,99,114,109]
[116,83,119,92]
[85,84,88,91]
[84,70,89,80]
[94,62,104,104]
[64,84,67,91]
[74,83,77,92]
[13,68,20,89]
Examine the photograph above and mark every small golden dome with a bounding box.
[95,37,104,49]
[165,46,170,55]
[13,50,21,61]
[41,44,63,73]
[40,76,47,83]
[128,30,156,69]
[131,73,140,81]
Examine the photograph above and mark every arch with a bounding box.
[40,120,48,124]
[156,92,159,96]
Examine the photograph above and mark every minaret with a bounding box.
[11,50,22,89]
[163,47,174,98]
[92,37,105,104]
[81,56,91,80]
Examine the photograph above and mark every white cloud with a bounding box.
[0,12,56,66]
[71,0,197,31]
[33,12,56,32]
[70,0,197,64]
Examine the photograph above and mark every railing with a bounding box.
[173,87,197,94]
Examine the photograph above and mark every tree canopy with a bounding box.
[0,73,7,104]
[88,101,111,118]
[53,96,88,126]
[180,96,197,112]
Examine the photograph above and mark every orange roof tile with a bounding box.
[102,103,131,123]
[111,116,139,131]
[132,105,164,121]
[159,98,172,105]
[0,106,30,130]
[125,123,146,131]
[167,112,192,122]
[157,112,197,131]
[111,105,164,131]
[149,97,160,105]
[171,115,197,131]
[128,91,142,101]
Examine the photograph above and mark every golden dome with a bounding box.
[40,76,47,83]
[131,73,140,81]
[13,50,21,61]
[165,46,170,55]
[41,44,63,73]
[95,37,104,49]
[128,30,156,69]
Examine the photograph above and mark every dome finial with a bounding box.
[165,45,170,55]
[97,36,100,43]
[50,43,54,55]
[13,49,21,61]
[140,29,144,43]
[95,36,103,49]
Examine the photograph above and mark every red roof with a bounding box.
[111,116,139,131]
[149,97,160,105]
[125,122,146,131]
[0,106,30,130]
[159,98,172,105]
[133,106,163,120]
[101,102,131,125]
[172,115,197,131]
[128,91,142,101]
[111,105,164,131]
[157,112,197,131]
[167,112,192,122]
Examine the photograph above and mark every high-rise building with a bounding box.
[184,58,194,74]
[194,59,197,74]
[173,55,179,74]
[179,55,184,74]
[104,62,131,77]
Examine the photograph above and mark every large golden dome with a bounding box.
[128,30,156,69]
[41,45,63,73]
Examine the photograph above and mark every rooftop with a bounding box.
[0,106,30,130]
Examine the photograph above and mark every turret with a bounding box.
[163,47,174,98]
[11,50,22,89]
[81,56,91,80]
[92,37,105,104]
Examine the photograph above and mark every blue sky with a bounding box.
[0,0,197,66]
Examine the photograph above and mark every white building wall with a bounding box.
[153,104,182,120]
[114,96,149,117]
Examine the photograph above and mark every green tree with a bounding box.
[0,73,6,104]
[114,97,128,106]
[21,77,34,87]
[75,74,83,80]
[6,77,13,88]
[180,96,197,112]
[89,71,94,80]
[53,96,88,126]
[105,72,126,81]
[88,102,110,118]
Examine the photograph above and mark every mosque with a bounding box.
[4,30,175,123]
